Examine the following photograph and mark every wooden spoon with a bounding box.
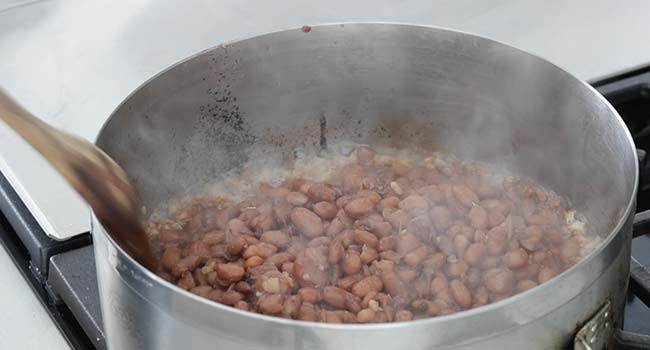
[0,89,156,269]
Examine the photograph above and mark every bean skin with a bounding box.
[260,230,291,248]
[342,250,363,275]
[450,279,472,308]
[344,197,375,218]
[351,276,383,297]
[313,201,339,219]
[286,192,309,206]
[291,207,324,238]
[430,206,452,231]
[503,249,529,269]
[464,243,486,266]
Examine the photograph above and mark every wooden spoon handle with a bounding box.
[0,89,156,269]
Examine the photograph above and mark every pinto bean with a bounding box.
[381,271,407,297]
[342,250,363,275]
[291,207,324,238]
[485,268,514,294]
[286,191,309,206]
[260,230,291,248]
[351,276,383,297]
[450,279,472,308]
[429,206,452,231]
[344,197,375,219]
[354,230,379,248]
[313,201,339,219]
[307,183,337,202]
[503,248,529,269]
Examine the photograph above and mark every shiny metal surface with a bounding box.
[93,24,638,349]
[4,0,650,241]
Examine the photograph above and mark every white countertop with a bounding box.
[1,0,650,348]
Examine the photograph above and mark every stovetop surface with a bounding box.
[2,68,650,350]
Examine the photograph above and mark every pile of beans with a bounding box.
[150,146,586,323]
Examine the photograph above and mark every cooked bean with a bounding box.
[503,248,529,269]
[452,185,480,207]
[486,226,508,255]
[291,207,324,238]
[404,246,430,266]
[450,279,472,308]
[344,197,375,218]
[323,286,348,308]
[227,236,247,257]
[538,267,557,284]
[234,281,252,294]
[396,233,420,255]
[453,234,471,258]
[258,294,284,315]
[171,255,201,277]
[260,230,291,248]
[243,243,278,259]
[190,285,213,298]
[429,206,452,231]
[298,287,321,303]
[160,228,186,243]
[385,209,410,229]
[342,250,363,275]
[294,247,329,288]
[395,310,414,321]
[370,234,391,252]
[298,302,319,321]
[354,230,379,248]
[256,271,294,294]
[307,236,331,248]
[161,246,182,272]
[220,290,244,306]
[328,241,345,264]
[396,267,418,283]
[357,308,376,323]
[216,263,245,284]
[313,201,339,219]
[377,197,400,212]
[177,271,196,290]
[381,271,407,297]
[464,243,486,266]
[337,274,363,291]
[473,286,489,307]
[307,183,337,202]
[351,276,383,297]
[244,255,264,268]
[267,252,295,267]
[399,194,429,211]
[516,280,538,292]
[286,191,309,206]
[202,231,226,245]
[485,268,514,294]
[360,245,379,264]
[446,259,468,277]
[468,205,488,229]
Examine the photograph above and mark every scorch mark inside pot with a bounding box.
[145,145,593,323]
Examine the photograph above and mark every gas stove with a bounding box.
[2,69,650,350]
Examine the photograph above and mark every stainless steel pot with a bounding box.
[93,23,637,349]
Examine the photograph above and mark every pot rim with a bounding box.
[93,22,639,331]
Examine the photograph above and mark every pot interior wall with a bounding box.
[96,24,636,242]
